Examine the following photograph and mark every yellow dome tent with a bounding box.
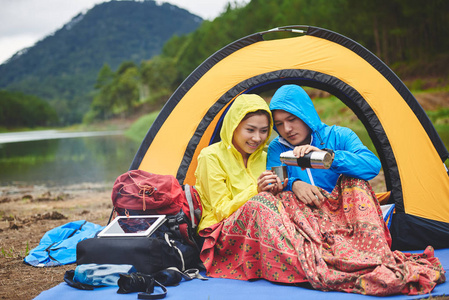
[130,26,449,250]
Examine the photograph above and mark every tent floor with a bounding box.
[35,248,449,300]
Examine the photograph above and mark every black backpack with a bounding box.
[76,170,204,277]
[76,223,200,275]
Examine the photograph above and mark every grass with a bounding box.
[124,110,160,142]
[1,241,29,258]
[313,96,366,130]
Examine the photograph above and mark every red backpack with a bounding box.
[110,170,202,247]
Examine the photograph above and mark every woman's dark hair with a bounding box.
[242,109,271,126]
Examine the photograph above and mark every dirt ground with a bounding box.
[0,183,113,299]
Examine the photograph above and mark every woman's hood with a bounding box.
[269,84,323,135]
[220,94,273,151]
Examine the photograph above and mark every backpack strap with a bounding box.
[137,267,208,299]
[164,233,185,271]
[184,184,196,229]
[137,280,167,300]
[164,267,208,281]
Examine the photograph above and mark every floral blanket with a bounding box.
[199,176,445,296]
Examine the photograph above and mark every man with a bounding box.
[267,84,381,207]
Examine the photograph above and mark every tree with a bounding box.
[85,62,140,121]
[141,56,179,96]
[0,90,58,128]
[110,64,140,116]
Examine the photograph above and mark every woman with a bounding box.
[195,94,445,296]
[196,94,282,233]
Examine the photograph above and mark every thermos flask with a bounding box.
[280,150,333,169]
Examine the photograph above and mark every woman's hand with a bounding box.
[257,171,288,195]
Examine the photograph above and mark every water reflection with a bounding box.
[0,126,448,187]
[0,135,140,186]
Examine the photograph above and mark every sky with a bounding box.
[0,0,250,65]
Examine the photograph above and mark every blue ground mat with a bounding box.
[35,248,449,300]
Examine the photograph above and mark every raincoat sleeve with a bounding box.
[267,138,300,191]
[330,127,381,180]
[196,152,258,230]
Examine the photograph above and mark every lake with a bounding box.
[0,127,448,187]
[0,130,140,186]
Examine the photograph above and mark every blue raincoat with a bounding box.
[24,220,104,267]
[267,85,381,192]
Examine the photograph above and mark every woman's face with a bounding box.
[232,114,270,158]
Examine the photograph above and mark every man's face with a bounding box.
[273,110,311,146]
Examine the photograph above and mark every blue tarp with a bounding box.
[35,248,449,300]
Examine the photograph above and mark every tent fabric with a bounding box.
[129,25,449,250]
[391,213,449,250]
[35,248,449,300]
[307,26,448,160]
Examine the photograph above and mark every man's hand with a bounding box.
[292,180,325,207]
[292,145,321,158]
[292,145,321,170]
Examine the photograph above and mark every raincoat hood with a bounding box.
[195,94,273,231]
[267,85,381,193]
[220,94,273,153]
[269,85,324,139]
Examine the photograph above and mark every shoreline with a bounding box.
[0,129,124,144]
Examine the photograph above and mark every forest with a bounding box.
[86,0,449,124]
[0,0,201,127]
[0,91,58,129]
[1,0,448,128]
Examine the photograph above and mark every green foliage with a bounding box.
[313,96,363,129]
[2,0,449,126]
[427,109,449,126]
[86,64,115,121]
[159,0,449,80]
[86,62,141,121]
[124,110,160,142]
[1,241,30,258]
[0,0,201,125]
[111,63,140,115]
[0,90,59,128]
[86,55,178,122]
[1,247,14,258]
[311,94,378,155]
[409,79,425,91]
[338,0,449,64]
[141,56,180,93]
[88,0,449,124]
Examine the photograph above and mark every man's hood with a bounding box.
[269,84,323,135]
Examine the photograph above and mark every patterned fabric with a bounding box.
[199,176,446,296]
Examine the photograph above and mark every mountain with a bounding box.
[0,0,202,123]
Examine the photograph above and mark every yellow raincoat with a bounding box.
[195,94,273,232]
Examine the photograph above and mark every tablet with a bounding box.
[97,215,166,238]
